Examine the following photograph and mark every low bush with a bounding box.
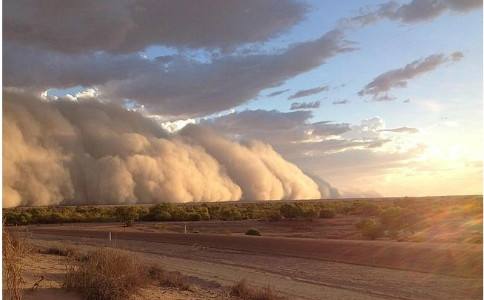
[3,196,480,228]
[245,228,261,236]
[187,213,202,221]
[266,211,282,222]
[64,248,147,300]
[148,266,192,291]
[115,206,139,227]
[356,218,383,240]
[220,207,243,221]
[41,246,76,257]
[357,202,382,217]
[231,279,283,300]
[301,206,319,220]
[279,204,302,219]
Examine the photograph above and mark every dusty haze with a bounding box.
[3,92,322,207]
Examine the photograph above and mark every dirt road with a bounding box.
[27,227,482,277]
[23,227,483,300]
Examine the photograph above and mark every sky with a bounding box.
[3,0,483,199]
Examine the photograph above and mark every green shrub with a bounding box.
[279,204,302,219]
[154,211,172,221]
[220,207,243,221]
[171,208,189,221]
[302,206,319,220]
[198,207,211,220]
[356,218,383,240]
[266,211,282,221]
[187,213,202,221]
[245,228,261,236]
[349,201,381,216]
[115,206,139,227]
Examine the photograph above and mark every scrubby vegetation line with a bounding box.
[4,196,482,242]
[4,200,345,225]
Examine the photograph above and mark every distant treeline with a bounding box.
[3,196,481,230]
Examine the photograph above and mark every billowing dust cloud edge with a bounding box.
[3,91,324,207]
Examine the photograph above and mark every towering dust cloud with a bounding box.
[3,92,321,207]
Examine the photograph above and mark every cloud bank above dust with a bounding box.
[4,29,354,119]
[3,92,322,207]
[4,0,307,54]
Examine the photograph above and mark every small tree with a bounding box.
[115,207,139,227]
[220,207,242,221]
[198,207,211,220]
[302,206,319,220]
[267,210,282,221]
[279,204,302,219]
[187,213,202,221]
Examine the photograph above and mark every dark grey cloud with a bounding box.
[290,101,321,110]
[3,43,155,89]
[332,99,350,105]
[267,89,291,97]
[379,127,419,133]
[203,111,394,164]
[5,29,354,118]
[359,52,463,101]
[311,121,351,137]
[288,85,329,100]
[203,110,313,133]
[101,30,354,118]
[202,109,351,146]
[347,0,482,26]
[4,0,307,54]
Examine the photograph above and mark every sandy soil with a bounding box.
[16,251,233,300]
[25,231,483,300]
[26,226,482,277]
[21,253,82,300]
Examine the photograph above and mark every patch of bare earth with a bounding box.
[18,249,234,300]
[27,235,482,300]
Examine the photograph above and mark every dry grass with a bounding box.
[40,246,76,257]
[231,279,284,300]
[3,229,30,300]
[148,265,192,291]
[64,248,147,300]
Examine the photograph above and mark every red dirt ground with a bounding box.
[26,226,482,278]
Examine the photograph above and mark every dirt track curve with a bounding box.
[27,227,482,278]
